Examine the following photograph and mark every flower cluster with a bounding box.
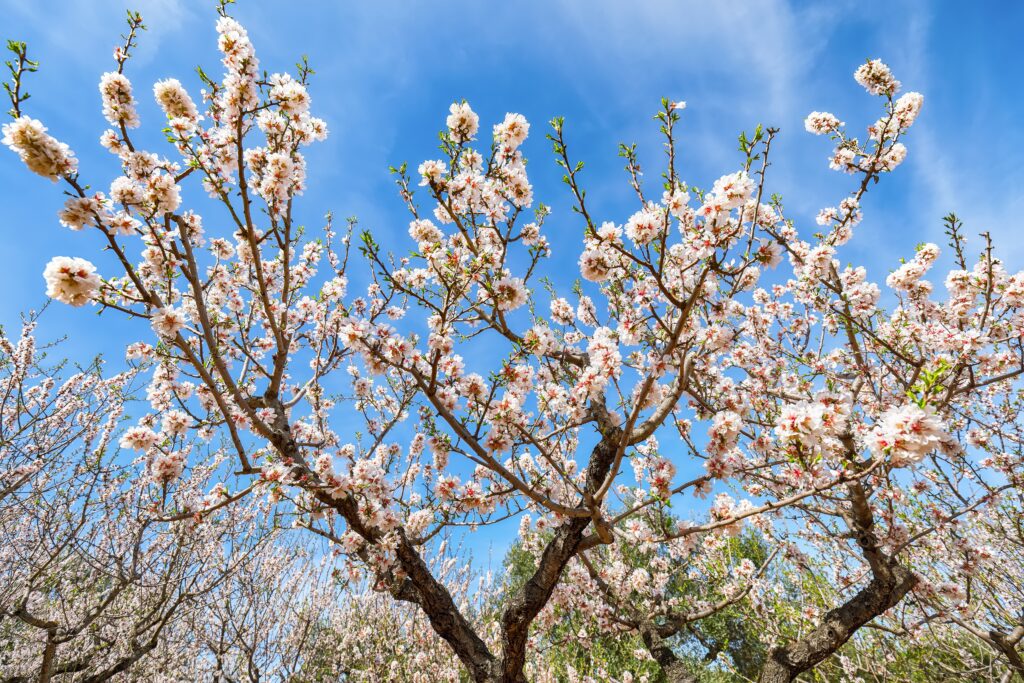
[446,101,479,143]
[99,71,140,128]
[870,404,950,467]
[2,117,77,179]
[42,256,101,306]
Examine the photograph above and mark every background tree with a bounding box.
[0,314,272,682]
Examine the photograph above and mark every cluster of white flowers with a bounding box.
[99,72,140,128]
[215,16,260,123]
[704,447,746,480]
[886,243,940,292]
[153,78,199,120]
[571,327,621,403]
[709,171,755,209]
[119,425,160,451]
[151,451,186,483]
[246,149,304,206]
[662,185,691,220]
[493,112,529,150]
[815,196,862,239]
[162,409,191,436]
[708,410,742,456]
[418,159,447,186]
[269,73,310,114]
[893,92,925,128]
[839,266,881,318]
[409,218,444,247]
[147,172,182,214]
[587,327,621,376]
[57,195,104,231]
[708,492,751,537]
[647,456,676,497]
[405,509,434,538]
[42,256,101,307]
[854,58,901,96]
[490,276,528,311]
[578,221,624,283]
[775,392,851,450]
[151,307,188,339]
[523,324,556,356]
[579,248,613,282]
[870,403,949,467]
[446,101,479,143]
[696,170,755,240]
[550,298,574,325]
[874,141,907,171]
[828,145,858,173]
[806,60,921,181]
[2,117,78,179]
[624,205,666,246]
[870,92,925,141]
[793,243,836,284]
[804,111,843,135]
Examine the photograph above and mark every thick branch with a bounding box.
[498,411,623,682]
[759,481,917,682]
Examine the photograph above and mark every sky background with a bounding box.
[4,2,1019,356]
[3,0,1023,355]
[2,0,1022,566]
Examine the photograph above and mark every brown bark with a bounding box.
[37,636,56,683]
[758,562,915,683]
[640,625,697,683]
[988,629,1024,682]
[758,481,917,683]
[497,423,623,682]
[392,535,499,681]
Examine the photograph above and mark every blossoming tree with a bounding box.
[0,315,273,682]
[4,6,1024,682]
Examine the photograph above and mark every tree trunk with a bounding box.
[988,630,1024,682]
[37,636,56,683]
[759,480,916,683]
[759,562,915,682]
[497,425,622,682]
[641,625,697,683]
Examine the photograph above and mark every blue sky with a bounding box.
[3,0,1023,355]
[2,0,1022,566]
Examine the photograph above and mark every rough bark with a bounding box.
[758,562,915,683]
[641,625,697,683]
[266,398,500,683]
[393,535,499,681]
[37,636,56,683]
[758,480,917,683]
[497,424,623,682]
[989,629,1024,682]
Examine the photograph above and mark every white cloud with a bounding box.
[4,0,193,66]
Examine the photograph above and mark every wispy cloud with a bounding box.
[2,0,1023,350]
[5,0,194,65]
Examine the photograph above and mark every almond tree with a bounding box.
[4,7,1023,682]
[865,469,1024,680]
[163,539,479,682]
[0,315,269,682]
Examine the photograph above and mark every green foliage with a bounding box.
[501,540,661,680]
[500,532,774,682]
[906,358,950,408]
[737,124,764,157]
[4,39,37,118]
